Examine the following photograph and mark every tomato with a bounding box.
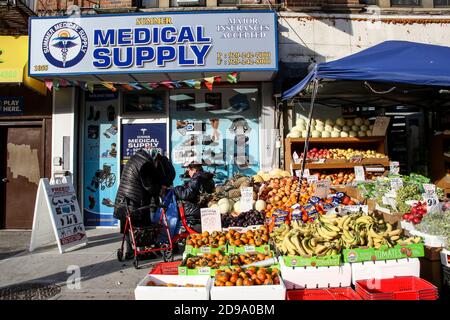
[412,217,422,224]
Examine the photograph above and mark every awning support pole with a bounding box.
[296,79,319,202]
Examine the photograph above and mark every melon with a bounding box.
[218,198,232,214]
[340,131,349,138]
[321,131,331,138]
[253,175,264,183]
[336,118,346,126]
[354,118,363,126]
[349,131,357,137]
[331,131,340,138]
[233,201,242,214]
[255,200,266,211]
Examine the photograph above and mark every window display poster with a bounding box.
[170,88,260,186]
[121,123,167,164]
[84,91,119,227]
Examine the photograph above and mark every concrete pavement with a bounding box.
[0,228,180,300]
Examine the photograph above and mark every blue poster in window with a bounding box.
[121,123,167,164]
[83,91,119,227]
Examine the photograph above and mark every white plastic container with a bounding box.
[210,279,286,300]
[440,248,450,267]
[351,258,420,285]
[134,274,212,300]
[409,229,446,248]
[279,259,352,289]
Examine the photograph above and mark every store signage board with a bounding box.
[29,11,277,77]
[372,116,390,136]
[200,207,222,234]
[240,187,254,212]
[121,123,167,163]
[0,96,24,115]
[30,177,87,254]
[354,166,365,182]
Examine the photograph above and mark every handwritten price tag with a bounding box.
[200,207,222,234]
[390,161,400,175]
[307,175,319,185]
[303,169,310,178]
[390,177,403,191]
[354,166,365,182]
[423,184,436,195]
[240,187,254,212]
[422,193,440,214]
[313,180,331,198]
[198,267,211,275]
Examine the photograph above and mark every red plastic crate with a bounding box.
[149,261,181,275]
[355,277,438,300]
[287,288,363,300]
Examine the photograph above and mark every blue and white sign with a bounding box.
[29,11,277,76]
[0,96,24,115]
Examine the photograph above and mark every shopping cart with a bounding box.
[116,198,174,269]
[116,189,199,269]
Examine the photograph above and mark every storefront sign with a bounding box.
[83,91,119,227]
[29,11,277,76]
[0,96,23,115]
[30,177,87,254]
[121,123,167,164]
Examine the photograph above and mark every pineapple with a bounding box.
[228,188,241,199]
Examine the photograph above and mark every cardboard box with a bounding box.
[419,257,442,291]
[184,244,226,256]
[425,246,443,262]
[351,258,420,285]
[280,259,352,289]
[227,244,271,254]
[342,243,425,263]
[134,274,211,300]
[440,249,450,267]
[210,278,286,300]
[283,254,342,268]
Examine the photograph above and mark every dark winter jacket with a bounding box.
[174,171,215,219]
[114,149,162,221]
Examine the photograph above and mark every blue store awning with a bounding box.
[282,41,450,100]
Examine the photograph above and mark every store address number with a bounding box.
[34,65,49,72]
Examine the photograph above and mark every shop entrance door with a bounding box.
[0,124,42,229]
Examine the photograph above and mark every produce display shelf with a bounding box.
[355,276,439,300]
[292,160,389,170]
[286,288,362,300]
[286,137,386,144]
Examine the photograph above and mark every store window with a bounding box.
[361,0,378,4]
[434,0,450,6]
[132,0,159,8]
[169,87,260,185]
[170,0,206,6]
[123,91,166,114]
[391,0,420,5]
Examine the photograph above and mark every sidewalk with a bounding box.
[0,228,179,300]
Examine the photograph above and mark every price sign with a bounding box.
[244,245,256,253]
[372,116,390,136]
[312,159,326,164]
[200,247,211,254]
[303,169,311,178]
[423,184,436,195]
[354,166,365,182]
[307,175,319,185]
[343,205,369,215]
[422,193,440,214]
[350,155,363,163]
[240,187,254,212]
[198,267,211,275]
[200,207,222,234]
[313,180,331,198]
[389,161,400,175]
[293,152,300,164]
[390,177,403,191]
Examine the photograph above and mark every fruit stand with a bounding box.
[134,169,449,300]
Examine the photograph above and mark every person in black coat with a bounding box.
[114,148,175,259]
[174,163,215,228]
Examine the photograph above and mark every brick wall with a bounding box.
[285,0,359,6]
[35,0,133,14]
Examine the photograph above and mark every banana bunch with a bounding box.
[270,212,422,257]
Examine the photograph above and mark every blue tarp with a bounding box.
[282,41,450,100]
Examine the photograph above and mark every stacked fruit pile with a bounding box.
[229,252,273,266]
[287,117,373,139]
[225,227,270,247]
[300,148,386,161]
[402,201,427,225]
[271,212,422,257]
[186,231,227,248]
[214,267,281,287]
[183,251,229,269]
[146,281,205,287]
[222,210,265,228]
